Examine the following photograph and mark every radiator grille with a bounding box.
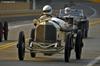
[36,25,56,43]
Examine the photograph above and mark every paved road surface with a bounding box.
[0,18,100,66]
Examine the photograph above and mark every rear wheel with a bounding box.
[75,30,83,60]
[84,20,89,38]
[84,30,88,38]
[82,21,89,38]
[64,33,73,62]
[82,28,87,38]
[0,22,3,42]
[0,35,3,42]
[17,31,25,61]
[3,21,8,40]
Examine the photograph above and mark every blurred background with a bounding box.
[0,0,100,21]
[0,0,99,10]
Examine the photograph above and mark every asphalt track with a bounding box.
[0,18,100,66]
[0,2,100,66]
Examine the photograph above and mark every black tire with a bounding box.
[0,22,3,42]
[30,28,35,40]
[64,33,73,62]
[29,39,36,58]
[84,20,89,38]
[17,31,25,61]
[29,29,36,58]
[65,48,71,62]
[3,21,8,40]
[75,30,83,60]
[82,28,87,38]
[82,21,89,38]
[82,29,85,38]
[84,30,88,38]
[0,35,3,42]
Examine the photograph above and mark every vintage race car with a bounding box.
[17,16,83,62]
[58,8,89,38]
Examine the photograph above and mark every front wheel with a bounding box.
[65,48,71,62]
[17,31,25,61]
[75,30,83,60]
[64,33,73,62]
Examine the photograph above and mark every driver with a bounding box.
[59,7,73,26]
[33,5,53,26]
[64,7,71,16]
[39,5,53,21]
